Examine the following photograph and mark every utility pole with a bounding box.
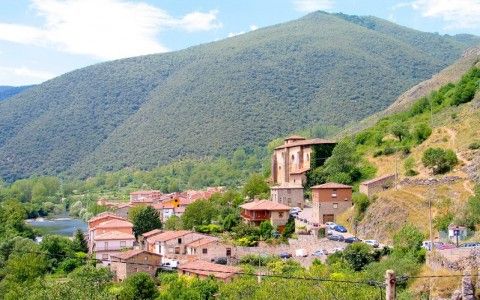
[385,270,396,300]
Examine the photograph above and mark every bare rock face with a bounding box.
[450,290,462,300]
[462,268,476,300]
[464,153,480,184]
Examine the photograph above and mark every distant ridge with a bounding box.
[0,11,479,181]
[0,85,34,101]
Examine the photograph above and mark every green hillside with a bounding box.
[0,11,479,181]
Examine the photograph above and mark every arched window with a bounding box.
[291,155,294,161]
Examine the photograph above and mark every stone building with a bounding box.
[185,236,235,262]
[311,182,353,224]
[359,174,395,197]
[110,250,162,281]
[270,135,336,208]
[240,200,291,231]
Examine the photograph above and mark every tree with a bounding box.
[129,206,162,237]
[352,193,370,221]
[282,216,295,238]
[392,224,424,261]
[422,148,458,174]
[318,139,364,184]
[181,199,217,229]
[222,213,240,231]
[259,221,274,239]
[390,122,409,142]
[342,243,374,271]
[72,229,88,253]
[40,234,74,271]
[120,272,158,300]
[243,173,269,200]
[164,215,184,230]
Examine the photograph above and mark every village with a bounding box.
[86,135,432,282]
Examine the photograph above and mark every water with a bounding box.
[26,216,87,236]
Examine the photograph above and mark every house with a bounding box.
[93,231,135,262]
[185,237,235,262]
[140,229,163,252]
[359,174,396,197]
[130,190,162,204]
[240,200,291,231]
[178,260,240,282]
[270,136,336,208]
[110,250,162,281]
[87,212,129,252]
[147,230,204,257]
[112,203,133,218]
[311,182,353,224]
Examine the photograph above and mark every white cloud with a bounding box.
[0,65,55,85]
[0,0,222,60]
[227,24,259,38]
[401,0,480,30]
[293,0,334,13]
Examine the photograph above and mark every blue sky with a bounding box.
[0,0,479,85]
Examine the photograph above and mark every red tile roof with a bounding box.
[88,212,125,224]
[186,237,218,248]
[96,219,133,229]
[240,200,291,211]
[130,190,161,195]
[94,231,135,240]
[110,249,161,261]
[178,260,240,279]
[274,138,336,150]
[146,230,193,243]
[142,229,163,238]
[311,182,352,189]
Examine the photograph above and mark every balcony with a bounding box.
[241,210,270,221]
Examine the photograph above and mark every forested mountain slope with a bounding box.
[0,85,34,101]
[0,11,479,181]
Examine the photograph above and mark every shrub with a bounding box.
[235,236,258,247]
[373,149,383,157]
[390,122,409,141]
[412,123,432,144]
[383,147,396,156]
[342,243,375,271]
[352,193,370,221]
[403,157,418,176]
[468,141,480,150]
[422,148,458,174]
[195,224,223,234]
[433,212,454,231]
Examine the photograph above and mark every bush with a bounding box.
[412,123,432,144]
[373,149,383,157]
[235,236,258,247]
[433,212,454,231]
[352,193,370,221]
[239,254,278,266]
[403,157,418,176]
[383,147,396,156]
[342,243,375,271]
[195,224,223,234]
[422,148,458,174]
[468,141,480,150]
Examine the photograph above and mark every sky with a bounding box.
[0,0,479,86]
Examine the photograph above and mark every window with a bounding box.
[333,203,338,209]
[287,189,291,194]
[291,155,295,161]
[202,248,208,254]
[174,247,180,254]
[120,241,126,247]
[226,248,232,256]
[332,189,337,198]
[104,242,108,250]
[144,256,148,261]
[279,212,284,218]
[178,238,182,244]
[102,254,109,260]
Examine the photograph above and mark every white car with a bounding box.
[295,249,308,257]
[325,222,337,229]
[363,240,380,248]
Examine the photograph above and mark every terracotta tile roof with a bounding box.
[142,229,163,238]
[96,219,133,229]
[240,200,291,211]
[88,212,125,224]
[274,138,336,150]
[311,182,352,189]
[360,174,395,186]
[178,260,240,279]
[110,249,161,261]
[94,231,135,240]
[186,237,218,248]
[146,230,193,243]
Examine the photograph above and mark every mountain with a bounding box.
[0,11,479,181]
[0,85,34,101]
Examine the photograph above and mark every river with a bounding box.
[26,215,87,236]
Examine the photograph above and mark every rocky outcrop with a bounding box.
[400,176,463,186]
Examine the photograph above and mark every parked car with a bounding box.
[279,252,292,259]
[461,242,480,248]
[326,229,334,235]
[345,237,361,244]
[312,249,329,257]
[327,234,345,242]
[291,207,302,213]
[325,222,337,229]
[214,257,228,265]
[295,249,308,257]
[333,225,347,233]
[161,260,179,270]
[363,240,380,248]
